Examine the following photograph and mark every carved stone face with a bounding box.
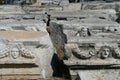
[11,47,19,59]
[81,27,88,37]
[101,48,110,59]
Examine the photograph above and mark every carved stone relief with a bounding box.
[75,27,91,37]
[65,43,120,60]
[0,40,35,59]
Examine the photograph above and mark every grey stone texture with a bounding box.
[0,0,120,80]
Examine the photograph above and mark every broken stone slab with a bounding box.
[77,70,120,80]
[50,19,120,39]
[0,68,41,80]
[0,5,25,14]
[50,18,119,28]
[64,58,120,65]
[50,19,120,38]
[0,31,54,78]
[0,5,47,20]
[13,0,36,5]
[49,19,120,60]
[48,21,67,59]
[48,9,117,21]
[0,14,44,20]
[22,5,62,14]
[49,17,120,79]
[0,19,55,79]
[0,20,46,31]
[62,3,82,11]
[83,1,120,12]
[0,4,61,16]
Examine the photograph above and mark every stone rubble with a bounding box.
[0,0,120,80]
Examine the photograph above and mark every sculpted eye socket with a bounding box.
[106,50,109,52]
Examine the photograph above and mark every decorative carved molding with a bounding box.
[0,41,35,59]
[20,47,35,58]
[70,44,120,60]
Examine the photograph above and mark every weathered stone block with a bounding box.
[49,18,120,79]
[0,19,55,79]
